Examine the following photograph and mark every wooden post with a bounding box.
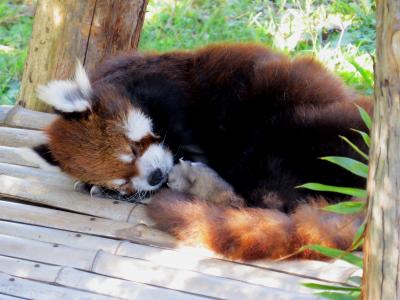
[18,0,148,112]
[363,0,400,298]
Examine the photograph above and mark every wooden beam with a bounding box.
[18,0,149,112]
[363,0,400,298]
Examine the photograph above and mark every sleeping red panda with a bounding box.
[26,43,371,260]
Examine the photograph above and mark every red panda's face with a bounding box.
[28,62,173,195]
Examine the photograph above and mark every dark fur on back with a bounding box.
[91,44,371,211]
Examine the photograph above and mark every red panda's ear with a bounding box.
[18,144,60,171]
[36,60,92,116]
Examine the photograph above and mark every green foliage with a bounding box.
[302,244,363,268]
[301,106,372,299]
[297,183,367,198]
[339,135,368,160]
[322,201,365,214]
[140,0,375,93]
[0,0,33,105]
[320,156,368,178]
[356,104,372,130]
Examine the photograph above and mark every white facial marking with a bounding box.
[110,178,127,186]
[125,109,153,141]
[36,60,92,113]
[131,144,173,191]
[119,154,134,163]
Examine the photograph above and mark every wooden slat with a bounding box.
[115,242,355,290]
[0,127,46,147]
[0,106,13,124]
[0,199,359,284]
[0,234,318,300]
[0,221,122,253]
[0,234,97,270]
[0,255,60,283]
[58,267,207,300]
[0,163,73,189]
[0,201,175,247]
[0,175,135,221]
[93,251,318,300]
[0,146,39,167]
[1,106,55,130]
[0,294,24,300]
[0,221,345,293]
[0,256,206,300]
[0,272,118,300]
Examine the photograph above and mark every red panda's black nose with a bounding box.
[148,168,164,186]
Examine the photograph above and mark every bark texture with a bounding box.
[363,0,400,298]
[18,0,148,112]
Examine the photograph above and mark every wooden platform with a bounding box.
[0,105,361,300]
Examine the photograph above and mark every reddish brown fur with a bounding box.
[148,190,364,261]
[46,87,145,191]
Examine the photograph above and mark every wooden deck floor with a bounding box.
[0,105,361,300]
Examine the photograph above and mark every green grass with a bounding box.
[0,0,33,105]
[0,0,375,105]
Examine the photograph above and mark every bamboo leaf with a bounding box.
[317,291,361,300]
[303,283,360,292]
[320,156,368,178]
[351,222,366,249]
[349,59,373,87]
[351,129,371,147]
[339,135,368,161]
[297,183,367,198]
[322,201,366,214]
[356,104,372,130]
[302,245,363,268]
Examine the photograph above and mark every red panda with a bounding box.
[27,43,371,260]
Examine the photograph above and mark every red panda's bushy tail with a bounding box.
[147,189,364,261]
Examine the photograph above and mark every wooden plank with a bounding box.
[0,200,359,284]
[0,221,345,293]
[0,294,25,300]
[0,234,97,270]
[0,146,39,167]
[0,272,118,300]
[0,234,317,299]
[93,251,318,300]
[0,163,73,189]
[115,242,354,291]
[0,221,121,253]
[0,127,46,147]
[0,256,205,300]
[0,175,135,222]
[2,106,55,130]
[0,106,13,124]
[0,201,175,247]
[57,267,207,300]
[0,255,60,283]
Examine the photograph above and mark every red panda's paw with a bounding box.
[167,160,243,207]
[73,181,132,201]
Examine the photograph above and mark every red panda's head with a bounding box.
[26,62,173,195]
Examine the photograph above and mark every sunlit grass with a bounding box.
[140,0,375,94]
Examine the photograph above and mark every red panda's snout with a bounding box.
[29,61,173,195]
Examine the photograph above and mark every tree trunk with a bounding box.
[18,0,148,112]
[363,0,400,298]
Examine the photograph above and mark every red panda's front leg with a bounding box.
[167,160,245,208]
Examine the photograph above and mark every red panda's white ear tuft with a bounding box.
[74,59,92,98]
[36,60,92,113]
